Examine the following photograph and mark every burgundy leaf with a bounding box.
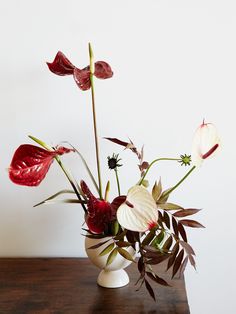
[172,216,179,236]
[178,223,188,242]
[163,211,170,229]
[162,236,173,251]
[116,240,131,248]
[166,242,179,271]
[145,279,156,301]
[73,67,91,91]
[179,241,195,256]
[141,231,156,246]
[138,257,145,275]
[179,256,189,278]
[173,208,201,217]
[146,272,170,287]
[146,254,170,265]
[189,254,197,270]
[87,239,110,249]
[47,51,75,75]
[9,145,73,186]
[94,61,113,79]
[172,249,184,279]
[104,137,130,147]
[180,219,205,228]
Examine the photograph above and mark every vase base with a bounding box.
[97,269,129,288]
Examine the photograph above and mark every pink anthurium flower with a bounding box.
[47,51,113,91]
[81,181,116,234]
[191,121,220,167]
[117,186,158,232]
[9,145,74,186]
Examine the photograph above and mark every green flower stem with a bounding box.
[162,165,196,199]
[89,43,103,199]
[28,135,87,213]
[115,168,121,196]
[139,158,181,186]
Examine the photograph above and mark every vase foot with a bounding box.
[97,269,129,288]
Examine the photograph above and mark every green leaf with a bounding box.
[117,248,136,262]
[151,231,165,248]
[111,220,120,236]
[152,179,162,202]
[106,248,118,266]
[157,203,183,210]
[33,190,76,207]
[99,243,115,256]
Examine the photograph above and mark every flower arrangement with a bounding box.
[9,44,220,301]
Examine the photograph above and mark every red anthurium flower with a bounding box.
[9,145,74,187]
[46,51,75,76]
[47,51,113,91]
[81,181,116,234]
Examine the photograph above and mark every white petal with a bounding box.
[117,186,158,232]
[191,123,220,167]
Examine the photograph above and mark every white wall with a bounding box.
[0,1,235,313]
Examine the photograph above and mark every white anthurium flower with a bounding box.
[117,185,158,232]
[191,121,220,167]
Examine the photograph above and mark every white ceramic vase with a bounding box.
[85,236,136,288]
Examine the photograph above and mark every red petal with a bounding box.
[9,145,73,186]
[47,51,75,76]
[73,67,91,90]
[81,181,116,233]
[94,61,113,79]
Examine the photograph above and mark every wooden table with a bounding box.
[0,258,190,314]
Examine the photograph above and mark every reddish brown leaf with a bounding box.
[172,249,184,278]
[163,212,170,229]
[138,257,145,275]
[173,208,201,217]
[162,236,173,251]
[145,279,156,301]
[178,223,188,242]
[87,239,110,249]
[189,254,197,270]
[104,137,130,147]
[116,241,131,247]
[172,216,179,236]
[146,254,170,265]
[141,231,156,246]
[179,256,189,278]
[180,241,195,256]
[146,272,170,287]
[167,242,179,271]
[180,219,205,228]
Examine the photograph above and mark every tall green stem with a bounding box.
[89,43,103,199]
[115,168,121,196]
[28,135,87,213]
[139,157,181,186]
[162,165,196,199]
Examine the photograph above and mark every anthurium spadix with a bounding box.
[117,185,158,232]
[191,121,220,167]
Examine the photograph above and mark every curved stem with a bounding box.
[139,158,181,186]
[162,165,196,199]
[115,168,121,196]
[28,135,87,213]
[89,43,102,199]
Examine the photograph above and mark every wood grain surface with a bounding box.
[0,258,190,314]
